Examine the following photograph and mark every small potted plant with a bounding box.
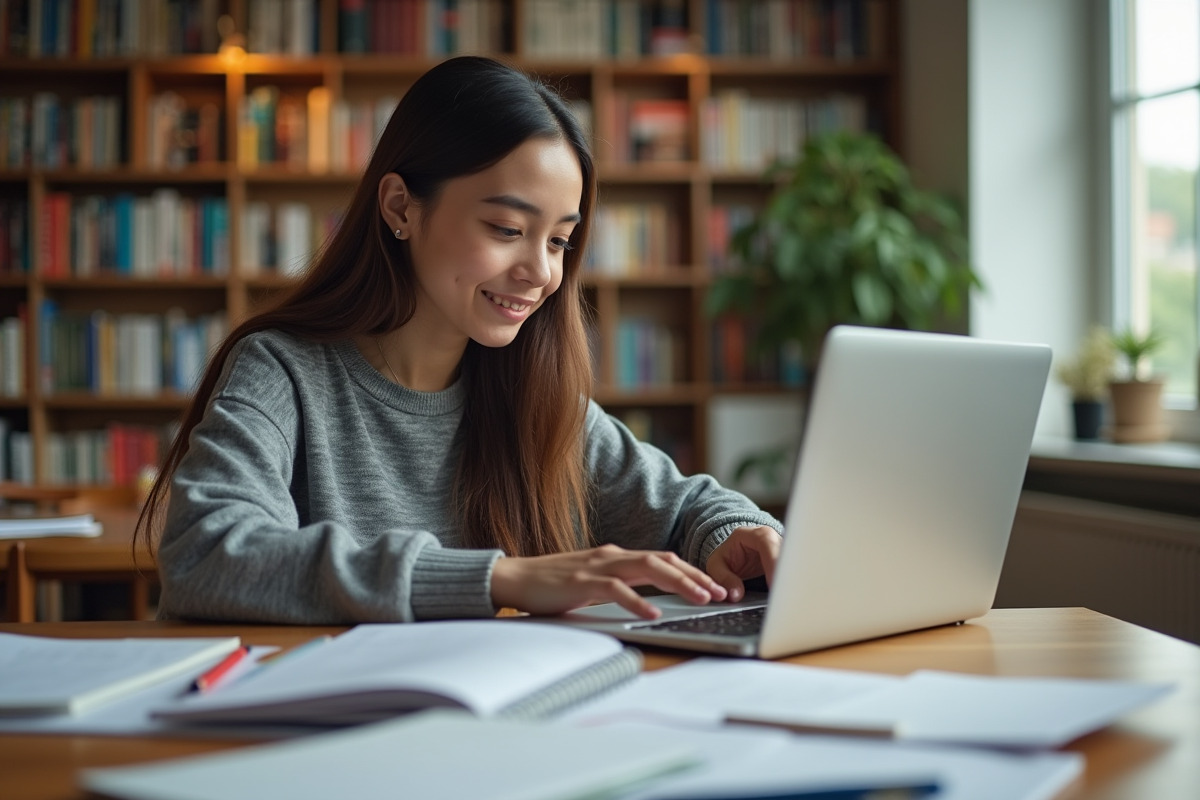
[1108,327,1168,443]
[1055,327,1115,440]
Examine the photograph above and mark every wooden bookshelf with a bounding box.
[0,0,902,488]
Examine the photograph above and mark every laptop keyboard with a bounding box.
[631,605,766,637]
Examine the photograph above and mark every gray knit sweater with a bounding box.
[157,330,782,624]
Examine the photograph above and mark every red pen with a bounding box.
[191,645,250,693]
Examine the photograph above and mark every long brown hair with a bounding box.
[136,56,596,559]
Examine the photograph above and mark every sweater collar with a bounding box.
[335,339,466,416]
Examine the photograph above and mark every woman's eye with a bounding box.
[491,224,521,238]
[551,237,574,251]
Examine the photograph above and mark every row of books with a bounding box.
[240,201,343,277]
[0,314,23,396]
[704,0,887,59]
[0,0,888,61]
[711,316,806,385]
[0,94,122,170]
[523,0,688,59]
[39,191,230,278]
[237,86,398,173]
[44,422,169,486]
[707,203,756,274]
[340,0,510,56]
[246,0,320,55]
[0,0,222,58]
[587,202,684,276]
[0,198,29,274]
[615,317,685,389]
[146,93,222,168]
[38,303,226,395]
[0,418,33,483]
[702,91,867,170]
[601,96,689,164]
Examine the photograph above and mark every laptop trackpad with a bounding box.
[561,592,770,626]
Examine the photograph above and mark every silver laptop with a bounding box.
[554,325,1052,658]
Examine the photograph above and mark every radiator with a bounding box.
[996,491,1200,645]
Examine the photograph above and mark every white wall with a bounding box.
[969,0,1097,437]
[905,0,1099,438]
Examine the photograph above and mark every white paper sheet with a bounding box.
[599,723,1083,800]
[560,657,899,728]
[727,669,1176,748]
[82,711,700,800]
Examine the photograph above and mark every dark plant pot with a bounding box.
[1071,400,1103,440]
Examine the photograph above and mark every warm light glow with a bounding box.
[218,43,246,69]
[217,14,246,70]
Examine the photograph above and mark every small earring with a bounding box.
[393,229,403,240]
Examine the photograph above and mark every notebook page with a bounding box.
[157,620,626,723]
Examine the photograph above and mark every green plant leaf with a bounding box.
[705,130,981,351]
[852,272,893,323]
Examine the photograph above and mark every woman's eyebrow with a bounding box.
[483,194,581,224]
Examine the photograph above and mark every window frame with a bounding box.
[1107,0,1200,413]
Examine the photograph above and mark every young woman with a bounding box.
[138,56,783,624]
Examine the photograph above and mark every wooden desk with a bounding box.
[1,608,1197,800]
[3,508,153,622]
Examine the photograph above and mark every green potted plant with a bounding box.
[706,130,981,368]
[1108,327,1168,443]
[1055,327,1115,440]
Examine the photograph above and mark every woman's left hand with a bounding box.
[705,526,783,602]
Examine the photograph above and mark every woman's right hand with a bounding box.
[490,544,728,619]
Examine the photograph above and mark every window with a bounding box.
[1111,0,1199,402]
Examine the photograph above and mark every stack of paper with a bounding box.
[0,513,102,539]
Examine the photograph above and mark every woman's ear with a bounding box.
[379,172,414,240]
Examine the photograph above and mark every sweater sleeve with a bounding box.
[156,349,501,625]
[584,402,784,567]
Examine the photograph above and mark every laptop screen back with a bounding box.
[758,326,1051,659]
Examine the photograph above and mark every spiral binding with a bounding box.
[496,647,643,721]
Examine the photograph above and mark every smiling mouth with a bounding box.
[483,290,531,312]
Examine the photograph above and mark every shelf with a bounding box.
[43,393,192,410]
[35,167,231,185]
[0,0,901,485]
[597,164,696,183]
[241,169,360,185]
[41,277,227,290]
[584,270,698,288]
[711,384,807,396]
[706,57,896,77]
[594,385,708,406]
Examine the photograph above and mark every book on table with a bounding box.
[153,620,642,728]
[0,632,242,716]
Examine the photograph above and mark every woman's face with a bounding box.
[402,137,583,350]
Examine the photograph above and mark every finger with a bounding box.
[613,552,725,604]
[589,577,661,620]
[705,556,747,603]
[752,530,783,587]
